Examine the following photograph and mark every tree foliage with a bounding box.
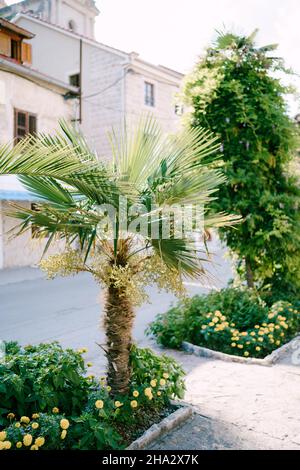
[184,30,300,299]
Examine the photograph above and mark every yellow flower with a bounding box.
[81,348,88,353]
[106,386,111,392]
[0,431,7,441]
[15,422,21,428]
[241,332,247,337]
[52,407,59,414]
[208,322,214,327]
[95,400,104,409]
[23,434,33,447]
[276,340,281,346]
[250,332,256,336]
[159,379,166,386]
[87,362,93,367]
[212,317,219,324]
[20,416,30,424]
[7,413,15,419]
[60,419,70,430]
[133,390,139,397]
[130,400,138,408]
[237,344,243,349]
[246,341,250,345]
[258,337,263,342]
[255,325,260,329]
[147,393,153,400]
[230,323,236,327]
[3,441,11,450]
[61,430,67,440]
[275,325,280,330]
[215,310,222,316]
[255,347,261,352]
[31,422,39,430]
[244,352,250,357]
[0,442,5,451]
[231,343,236,347]
[32,413,39,419]
[150,379,157,387]
[144,387,152,397]
[35,437,45,447]
[157,391,162,396]
[87,374,95,380]
[114,401,123,408]
[30,445,39,450]
[201,325,207,330]
[16,442,22,449]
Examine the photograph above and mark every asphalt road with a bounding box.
[0,238,232,371]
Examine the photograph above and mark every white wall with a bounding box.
[125,67,182,135]
[14,16,183,159]
[0,69,73,268]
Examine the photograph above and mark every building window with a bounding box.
[144,82,155,107]
[175,104,184,116]
[68,20,76,32]
[69,73,80,88]
[14,109,37,143]
[11,39,21,61]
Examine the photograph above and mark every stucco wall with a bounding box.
[0,69,73,268]
[15,16,127,159]
[125,68,182,135]
[1,202,65,268]
[0,69,73,142]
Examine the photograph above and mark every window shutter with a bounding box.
[0,33,10,57]
[21,42,32,65]
[29,114,37,135]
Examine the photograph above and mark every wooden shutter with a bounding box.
[0,32,11,57]
[21,42,32,65]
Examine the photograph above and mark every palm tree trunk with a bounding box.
[104,277,135,396]
[245,256,254,288]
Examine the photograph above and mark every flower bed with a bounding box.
[147,288,300,359]
[0,342,185,451]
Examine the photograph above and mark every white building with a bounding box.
[0,18,78,268]
[0,1,184,268]
[0,0,99,38]
[1,1,184,159]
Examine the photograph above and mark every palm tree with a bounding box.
[0,118,239,395]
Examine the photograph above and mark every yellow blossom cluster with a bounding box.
[199,302,299,358]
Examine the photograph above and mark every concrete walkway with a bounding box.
[146,340,300,450]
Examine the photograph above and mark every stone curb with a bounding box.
[182,335,300,367]
[126,404,193,450]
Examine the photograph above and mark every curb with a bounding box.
[182,335,300,367]
[126,404,193,450]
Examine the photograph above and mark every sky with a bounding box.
[6,0,300,113]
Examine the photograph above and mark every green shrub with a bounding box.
[0,342,93,426]
[0,342,185,450]
[148,288,300,359]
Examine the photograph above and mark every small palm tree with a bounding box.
[0,118,238,395]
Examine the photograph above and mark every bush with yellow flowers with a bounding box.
[0,342,92,428]
[148,288,300,359]
[0,412,71,450]
[0,344,185,450]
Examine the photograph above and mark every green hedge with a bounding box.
[147,288,300,358]
[0,341,185,450]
